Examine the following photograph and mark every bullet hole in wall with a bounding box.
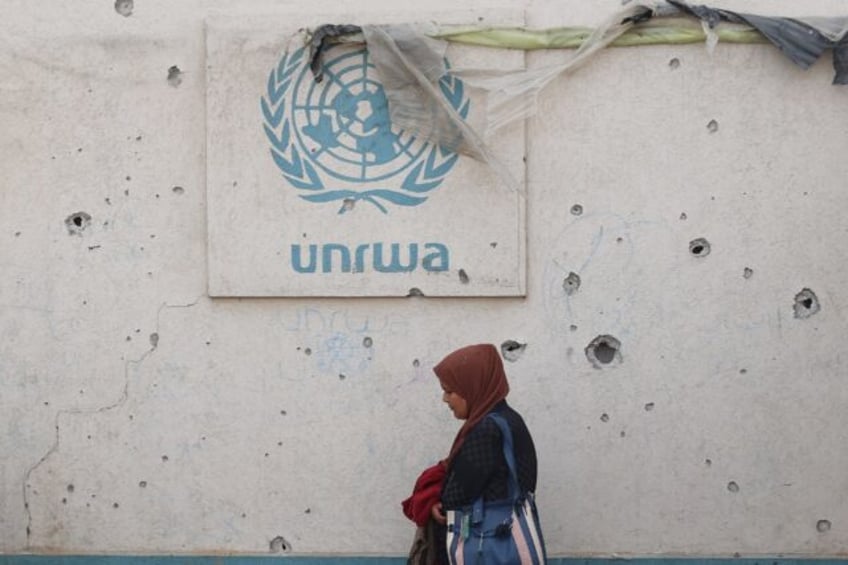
[743,267,753,279]
[600,413,609,423]
[172,186,184,195]
[362,337,373,348]
[303,347,312,356]
[167,66,183,87]
[407,287,425,297]
[149,333,159,348]
[161,455,169,462]
[793,288,820,319]
[679,212,687,221]
[562,272,581,295]
[338,373,346,380]
[412,359,420,368]
[342,198,355,212]
[66,484,74,493]
[458,269,470,284]
[569,324,578,332]
[727,481,740,493]
[270,536,292,553]
[138,481,147,488]
[689,238,711,258]
[644,402,655,411]
[817,520,832,533]
[707,119,719,133]
[65,212,91,235]
[501,340,527,362]
[114,0,133,16]
[585,335,622,368]
[669,57,680,69]
[570,204,583,216]
[705,459,712,467]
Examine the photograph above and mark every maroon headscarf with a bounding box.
[433,343,509,464]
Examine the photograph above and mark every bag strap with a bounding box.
[485,412,520,502]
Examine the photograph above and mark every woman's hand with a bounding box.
[431,502,447,525]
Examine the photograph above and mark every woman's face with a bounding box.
[441,385,469,420]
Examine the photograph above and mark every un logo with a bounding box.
[261,47,469,213]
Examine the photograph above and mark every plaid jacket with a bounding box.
[441,401,538,509]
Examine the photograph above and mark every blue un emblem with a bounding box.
[261,47,469,213]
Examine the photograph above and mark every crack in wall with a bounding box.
[20,297,201,548]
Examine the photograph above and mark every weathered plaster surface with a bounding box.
[2,0,848,557]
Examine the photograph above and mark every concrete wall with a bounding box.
[2,0,848,557]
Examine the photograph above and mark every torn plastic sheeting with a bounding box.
[361,24,521,194]
[355,2,657,168]
[306,1,848,161]
[451,2,658,135]
[359,25,463,154]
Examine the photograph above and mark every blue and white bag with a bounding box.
[446,413,547,565]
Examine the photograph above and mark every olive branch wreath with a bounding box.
[261,47,470,214]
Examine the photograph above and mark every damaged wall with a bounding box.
[2,0,848,558]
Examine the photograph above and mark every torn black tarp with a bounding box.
[668,0,848,84]
[835,35,848,84]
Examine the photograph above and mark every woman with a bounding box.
[431,343,545,564]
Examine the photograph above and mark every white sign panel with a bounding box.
[206,12,526,296]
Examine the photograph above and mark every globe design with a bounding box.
[262,46,468,213]
[291,49,426,183]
